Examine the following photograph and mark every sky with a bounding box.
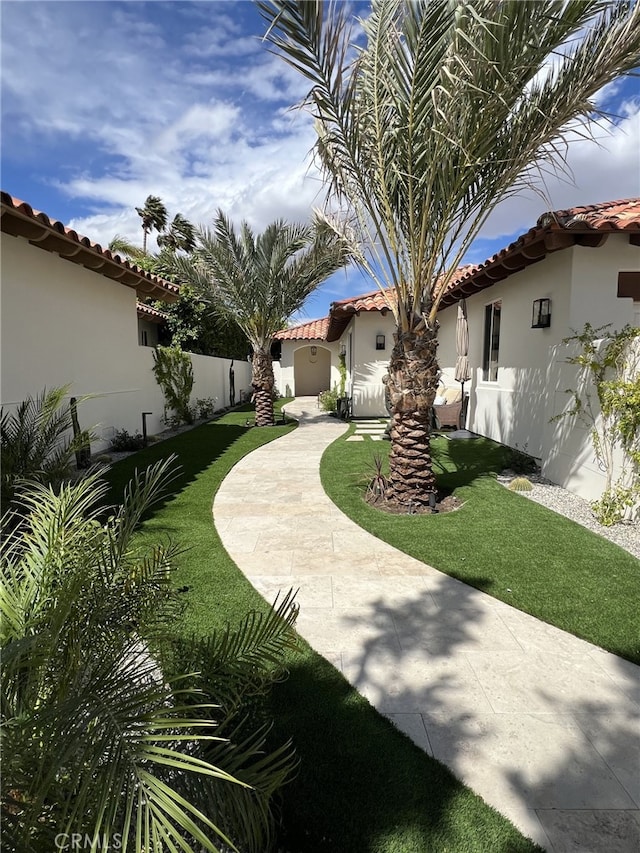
[2,0,639,322]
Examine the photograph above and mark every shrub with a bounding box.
[318,387,338,413]
[152,345,195,425]
[507,447,538,474]
[195,397,218,419]
[110,428,145,452]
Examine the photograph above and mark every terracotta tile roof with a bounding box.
[1,192,180,302]
[440,198,640,308]
[274,317,329,340]
[326,288,396,341]
[330,288,396,313]
[538,198,640,231]
[137,302,169,323]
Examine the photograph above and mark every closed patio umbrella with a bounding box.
[454,299,471,428]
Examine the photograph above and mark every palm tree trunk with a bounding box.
[384,325,440,507]
[251,347,275,427]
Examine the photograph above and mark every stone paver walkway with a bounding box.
[213,397,640,852]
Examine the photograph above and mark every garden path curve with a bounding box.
[213,397,640,853]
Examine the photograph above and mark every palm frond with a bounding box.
[261,0,640,326]
[1,466,264,853]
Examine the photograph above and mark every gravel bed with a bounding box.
[498,470,640,560]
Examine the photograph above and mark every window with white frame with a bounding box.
[482,300,501,381]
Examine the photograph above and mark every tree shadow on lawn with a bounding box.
[268,574,545,853]
[281,568,640,853]
[433,434,511,490]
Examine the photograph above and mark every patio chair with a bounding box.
[433,384,463,429]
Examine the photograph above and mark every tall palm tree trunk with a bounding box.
[384,326,440,507]
[251,347,275,427]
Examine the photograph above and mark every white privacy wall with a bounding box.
[1,233,251,449]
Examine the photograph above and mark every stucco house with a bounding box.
[274,198,639,503]
[1,192,250,445]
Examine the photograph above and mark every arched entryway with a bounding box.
[294,345,331,395]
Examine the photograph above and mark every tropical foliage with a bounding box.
[260,0,640,505]
[155,282,250,358]
[152,344,195,425]
[1,459,299,852]
[170,211,350,425]
[1,386,82,513]
[110,203,249,358]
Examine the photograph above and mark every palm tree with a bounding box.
[158,213,197,253]
[259,0,640,506]
[136,194,168,253]
[108,233,149,261]
[1,460,299,852]
[172,211,350,426]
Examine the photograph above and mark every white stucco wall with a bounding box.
[437,236,638,502]
[276,339,340,397]
[1,233,252,448]
[438,249,573,455]
[348,312,396,417]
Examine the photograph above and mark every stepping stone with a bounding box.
[346,435,364,441]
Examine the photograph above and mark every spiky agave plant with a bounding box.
[0,459,297,853]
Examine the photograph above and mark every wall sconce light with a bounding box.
[310,345,317,356]
[531,298,551,329]
[376,334,386,350]
[339,343,346,357]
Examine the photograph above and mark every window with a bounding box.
[482,300,501,381]
[140,329,148,347]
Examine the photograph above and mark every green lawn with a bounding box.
[320,428,640,665]
[106,405,541,853]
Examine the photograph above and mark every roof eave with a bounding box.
[1,193,180,303]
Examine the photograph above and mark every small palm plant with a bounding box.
[1,459,298,852]
[1,386,82,512]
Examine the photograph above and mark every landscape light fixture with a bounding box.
[376,334,386,350]
[531,298,551,328]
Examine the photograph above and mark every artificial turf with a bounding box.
[105,405,542,853]
[320,428,640,665]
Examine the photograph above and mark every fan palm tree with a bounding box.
[158,213,197,253]
[136,194,168,253]
[171,211,350,426]
[259,0,640,506]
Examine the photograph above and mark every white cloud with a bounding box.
[479,104,640,242]
[3,0,638,304]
